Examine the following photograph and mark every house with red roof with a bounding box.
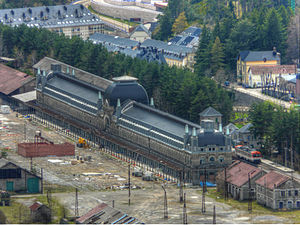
[29,201,51,223]
[0,63,35,107]
[255,171,300,210]
[216,161,265,201]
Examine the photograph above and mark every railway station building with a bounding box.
[26,57,233,185]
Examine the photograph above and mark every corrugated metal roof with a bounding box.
[0,64,34,95]
[249,65,296,75]
[29,201,43,211]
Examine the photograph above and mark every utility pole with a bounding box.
[290,134,294,169]
[201,170,206,213]
[162,185,168,219]
[183,193,187,224]
[128,164,131,206]
[248,171,254,212]
[212,205,216,224]
[224,168,228,200]
[180,170,183,203]
[75,188,79,218]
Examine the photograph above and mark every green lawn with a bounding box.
[203,188,300,223]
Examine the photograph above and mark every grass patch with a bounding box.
[0,199,31,224]
[44,127,52,132]
[88,5,137,26]
[202,188,300,223]
[36,195,69,223]
[43,182,77,193]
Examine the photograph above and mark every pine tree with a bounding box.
[210,36,225,75]
[156,10,173,41]
[172,12,189,35]
[194,25,212,77]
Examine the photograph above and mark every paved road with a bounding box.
[232,85,292,109]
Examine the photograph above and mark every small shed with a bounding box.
[0,159,42,193]
[30,201,51,223]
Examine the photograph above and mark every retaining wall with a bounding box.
[18,142,75,157]
[91,1,161,22]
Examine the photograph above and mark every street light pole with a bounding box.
[162,185,168,219]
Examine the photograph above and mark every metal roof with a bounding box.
[181,26,202,37]
[238,123,253,134]
[255,170,290,190]
[12,90,37,102]
[33,57,113,91]
[131,24,151,36]
[197,132,225,147]
[0,63,34,95]
[0,4,103,29]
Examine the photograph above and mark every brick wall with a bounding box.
[17,142,75,157]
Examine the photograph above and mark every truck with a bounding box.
[142,171,155,181]
[132,167,143,177]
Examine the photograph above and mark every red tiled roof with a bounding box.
[0,64,33,95]
[226,161,262,187]
[249,65,297,75]
[29,201,43,211]
[255,170,290,190]
[76,203,108,224]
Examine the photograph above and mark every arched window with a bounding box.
[209,157,215,162]
[219,157,224,163]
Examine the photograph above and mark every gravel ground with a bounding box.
[0,111,292,224]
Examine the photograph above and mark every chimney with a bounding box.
[184,124,189,148]
[191,127,198,150]
[116,98,121,118]
[150,97,154,107]
[97,91,103,110]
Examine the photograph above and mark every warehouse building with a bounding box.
[0,4,104,40]
[28,57,232,184]
[0,159,42,193]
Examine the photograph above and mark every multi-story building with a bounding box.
[141,39,196,70]
[255,171,300,210]
[31,57,232,184]
[0,4,104,40]
[237,48,281,84]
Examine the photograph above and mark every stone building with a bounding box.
[232,123,260,149]
[130,24,151,42]
[199,107,222,130]
[0,4,104,40]
[0,159,42,193]
[30,201,51,223]
[31,57,232,184]
[255,171,300,210]
[216,161,264,201]
[0,63,35,107]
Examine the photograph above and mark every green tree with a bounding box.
[172,12,189,35]
[210,36,225,75]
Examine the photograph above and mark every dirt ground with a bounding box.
[0,111,292,224]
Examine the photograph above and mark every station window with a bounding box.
[295,190,298,196]
[281,191,285,197]
[209,157,215,162]
[288,190,292,197]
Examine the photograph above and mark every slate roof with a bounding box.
[0,4,103,29]
[33,57,112,91]
[224,123,238,131]
[89,33,139,49]
[0,64,34,95]
[119,101,201,150]
[238,123,253,134]
[226,161,262,187]
[255,171,290,190]
[169,35,199,48]
[197,132,225,146]
[238,51,280,62]
[249,65,297,75]
[141,39,194,55]
[199,106,222,117]
[131,24,151,36]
